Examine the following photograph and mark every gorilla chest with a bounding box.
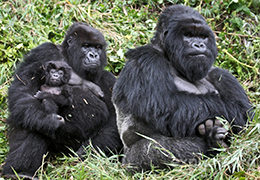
[173,76,219,95]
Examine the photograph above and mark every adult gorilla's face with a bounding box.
[81,42,103,69]
[62,22,107,79]
[155,6,218,82]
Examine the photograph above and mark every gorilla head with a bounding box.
[45,61,72,87]
[62,22,107,80]
[151,5,218,82]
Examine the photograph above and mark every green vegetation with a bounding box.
[0,0,259,179]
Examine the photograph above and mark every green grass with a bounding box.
[0,0,259,179]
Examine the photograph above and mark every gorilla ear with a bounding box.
[159,30,168,44]
[67,36,73,47]
[163,30,168,37]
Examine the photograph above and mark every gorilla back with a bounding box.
[112,5,252,171]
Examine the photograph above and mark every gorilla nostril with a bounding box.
[200,43,206,48]
[88,52,94,58]
[193,42,206,51]
[95,53,99,59]
[88,52,99,59]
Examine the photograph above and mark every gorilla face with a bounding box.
[81,42,103,70]
[167,21,217,82]
[62,23,107,80]
[154,5,218,82]
[45,61,72,87]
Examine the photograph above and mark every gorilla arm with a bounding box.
[206,67,253,133]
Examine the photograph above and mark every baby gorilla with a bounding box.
[34,60,104,122]
[34,61,72,123]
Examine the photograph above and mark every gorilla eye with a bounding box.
[200,35,208,39]
[58,70,64,76]
[83,44,90,48]
[95,45,102,49]
[50,69,56,74]
[163,30,168,37]
[184,32,193,37]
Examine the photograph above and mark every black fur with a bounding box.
[112,5,252,171]
[3,23,122,177]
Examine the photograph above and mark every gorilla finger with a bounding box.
[198,124,206,135]
[51,114,65,123]
[215,127,228,140]
[214,119,222,127]
[205,119,214,131]
[215,134,226,140]
[217,127,227,134]
[219,142,228,148]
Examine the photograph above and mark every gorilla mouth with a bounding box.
[188,54,207,60]
[50,79,61,86]
[83,62,99,68]
[50,79,59,82]
[189,53,206,57]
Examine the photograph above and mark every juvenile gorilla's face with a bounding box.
[45,61,71,87]
[48,68,64,86]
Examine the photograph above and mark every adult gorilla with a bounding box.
[112,5,252,171]
[3,22,122,178]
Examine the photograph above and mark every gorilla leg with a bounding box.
[123,135,207,172]
[119,115,227,171]
[2,129,49,177]
[76,122,123,157]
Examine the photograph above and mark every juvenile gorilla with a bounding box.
[35,60,104,116]
[3,23,122,178]
[34,61,73,119]
[112,5,253,171]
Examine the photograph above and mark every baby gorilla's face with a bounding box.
[49,68,64,86]
[44,60,72,87]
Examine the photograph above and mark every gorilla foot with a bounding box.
[198,119,228,148]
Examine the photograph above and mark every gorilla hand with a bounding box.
[198,119,228,149]
[69,70,104,98]
[82,79,104,98]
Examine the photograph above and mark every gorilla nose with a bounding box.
[53,73,59,78]
[87,51,99,60]
[192,42,206,52]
